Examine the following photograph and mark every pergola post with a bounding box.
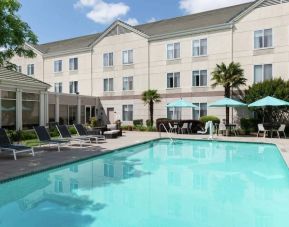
[16,88,22,130]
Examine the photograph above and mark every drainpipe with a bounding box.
[147,40,150,89]
[90,48,93,96]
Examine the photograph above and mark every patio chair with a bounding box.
[56,125,94,147]
[197,121,210,134]
[180,122,189,134]
[168,122,178,133]
[257,124,271,138]
[218,123,226,136]
[74,124,106,141]
[272,124,286,138]
[34,126,69,152]
[0,128,34,160]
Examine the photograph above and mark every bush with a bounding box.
[146,126,157,132]
[7,130,37,142]
[146,119,153,127]
[240,118,259,134]
[133,119,143,126]
[90,117,98,127]
[49,127,59,138]
[200,115,220,124]
[68,126,77,135]
[135,125,147,131]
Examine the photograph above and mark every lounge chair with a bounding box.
[218,123,227,136]
[34,126,69,152]
[56,125,94,147]
[272,124,286,138]
[0,128,34,160]
[197,121,210,134]
[180,122,189,134]
[257,124,271,138]
[168,122,178,133]
[74,124,106,141]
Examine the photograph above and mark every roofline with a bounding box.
[89,20,149,47]
[149,23,233,41]
[43,47,92,58]
[229,0,264,22]
[25,43,44,56]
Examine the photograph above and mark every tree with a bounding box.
[243,78,289,123]
[0,0,37,68]
[141,89,161,126]
[211,62,247,124]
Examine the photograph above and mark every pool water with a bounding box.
[0,139,289,227]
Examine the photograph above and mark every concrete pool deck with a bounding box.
[0,131,289,182]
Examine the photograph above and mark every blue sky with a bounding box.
[18,0,252,44]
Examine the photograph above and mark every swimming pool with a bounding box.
[0,139,289,227]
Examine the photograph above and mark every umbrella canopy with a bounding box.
[208,98,247,108]
[167,99,199,108]
[248,96,289,107]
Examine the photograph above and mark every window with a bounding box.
[192,70,207,87]
[27,64,34,76]
[167,107,181,120]
[167,72,180,88]
[70,179,78,192]
[122,105,133,121]
[69,58,78,70]
[103,78,114,91]
[254,29,272,49]
[69,81,78,94]
[122,50,133,64]
[103,52,113,67]
[54,178,63,193]
[167,42,180,60]
[193,38,207,56]
[22,93,40,129]
[123,76,133,91]
[54,82,62,93]
[254,64,272,83]
[54,60,62,73]
[192,103,207,120]
[16,66,22,73]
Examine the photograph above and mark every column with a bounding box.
[40,91,45,126]
[77,95,81,124]
[16,88,22,130]
[44,92,49,125]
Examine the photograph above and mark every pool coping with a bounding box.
[0,136,288,184]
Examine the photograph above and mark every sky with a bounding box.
[18,0,253,44]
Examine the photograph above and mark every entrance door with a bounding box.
[107,108,115,124]
[85,106,91,123]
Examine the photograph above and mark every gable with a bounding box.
[106,25,132,37]
[257,0,289,8]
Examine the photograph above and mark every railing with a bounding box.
[158,123,174,142]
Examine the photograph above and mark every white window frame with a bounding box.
[122,104,133,121]
[192,38,207,57]
[166,42,180,60]
[253,64,273,83]
[54,82,62,93]
[69,57,78,71]
[103,78,114,92]
[54,60,62,73]
[69,81,78,94]
[167,72,180,89]
[123,76,133,91]
[122,50,133,65]
[192,70,208,87]
[253,28,273,50]
[192,103,207,120]
[167,107,182,120]
[103,52,114,67]
[27,64,34,76]
[16,65,22,73]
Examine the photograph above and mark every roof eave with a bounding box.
[25,43,45,56]
[43,47,92,58]
[149,23,233,41]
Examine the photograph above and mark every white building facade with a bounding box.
[11,0,289,125]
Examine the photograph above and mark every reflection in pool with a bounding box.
[0,139,289,227]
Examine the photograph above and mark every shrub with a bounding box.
[49,127,60,138]
[200,115,220,124]
[146,119,153,127]
[135,125,147,131]
[146,126,157,132]
[90,117,98,127]
[68,126,77,135]
[240,118,259,134]
[133,119,143,126]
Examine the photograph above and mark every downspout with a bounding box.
[231,23,234,123]
[147,40,150,89]
[90,48,93,96]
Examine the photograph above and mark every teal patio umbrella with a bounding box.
[166,99,198,120]
[248,96,289,122]
[208,97,247,123]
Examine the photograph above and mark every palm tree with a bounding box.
[142,89,161,126]
[211,62,247,124]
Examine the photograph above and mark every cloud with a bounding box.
[179,0,253,14]
[125,18,139,26]
[147,17,157,23]
[74,0,130,24]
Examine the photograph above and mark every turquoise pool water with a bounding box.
[0,139,289,227]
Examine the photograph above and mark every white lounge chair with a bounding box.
[180,122,189,134]
[272,124,286,138]
[218,123,226,136]
[168,122,178,133]
[257,124,271,138]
